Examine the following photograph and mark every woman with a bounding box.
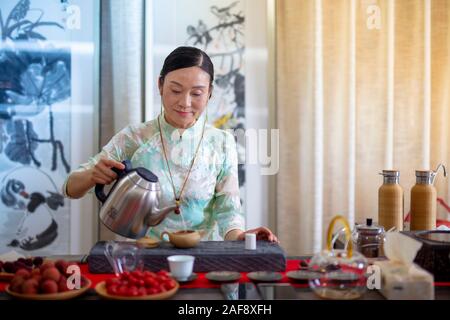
[63,46,277,242]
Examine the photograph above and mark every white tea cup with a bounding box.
[167,255,195,281]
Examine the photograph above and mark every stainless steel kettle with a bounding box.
[95,160,177,239]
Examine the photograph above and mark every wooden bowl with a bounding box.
[5,277,91,300]
[0,272,15,282]
[136,237,159,248]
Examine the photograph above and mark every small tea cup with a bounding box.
[167,255,195,281]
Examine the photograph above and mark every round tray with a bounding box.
[286,270,321,282]
[205,271,241,283]
[416,230,450,244]
[247,271,282,282]
[168,272,198,283]
[6,277,91,300]
[95,281,179,300]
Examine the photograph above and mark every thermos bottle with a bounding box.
[378,170,403,231]
[410,164,447,230]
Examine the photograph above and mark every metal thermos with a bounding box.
[410,164,447,230]
[378,170,403,231]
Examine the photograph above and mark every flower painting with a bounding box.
[0,0,71,255]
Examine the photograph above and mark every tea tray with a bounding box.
[87,240,287,273]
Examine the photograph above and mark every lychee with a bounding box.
[31,268,41,276]
[32,275,42,283]
[42,267,61,282]
[15,268,31,279]
[40,279,58,294]
[40,261,55,273]
[21,278,39,294]
[9,276,25,293]
[33,257,44,267]
[24,258,34,267]
[58,276,69,292]
[3,262,15,273]
[14,261,26,270]
[55,260,69,275]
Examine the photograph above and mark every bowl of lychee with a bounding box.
[5,260,91,300]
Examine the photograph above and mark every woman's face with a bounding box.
[158,66,211,129]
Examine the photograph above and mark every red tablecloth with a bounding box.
[0,259,308,291]
[79,259,308,289]
[2,259,449,292]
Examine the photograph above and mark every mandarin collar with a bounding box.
[159,112,206,142]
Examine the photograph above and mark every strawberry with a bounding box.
[127,286,139,297]
[144,277,158,288]
[117,285,128,296]
[107,285,118,295]
[138,287,147,296]
[146,287,158,295]
[105,277,120,288]
[156,270,169,277]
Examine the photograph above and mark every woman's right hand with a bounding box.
[90,158,125,185]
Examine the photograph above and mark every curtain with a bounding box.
[99,0,145,240]
[276,0,450,255]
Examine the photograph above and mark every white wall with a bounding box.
[69,0,100,254]
[244,0,271,229]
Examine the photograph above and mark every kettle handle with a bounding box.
[94,160,132,203]
[326,215,353,258]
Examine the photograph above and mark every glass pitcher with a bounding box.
[104,241,143,276]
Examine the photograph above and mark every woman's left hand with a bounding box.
[237,227,279,243]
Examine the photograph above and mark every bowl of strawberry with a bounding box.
[95,270,179,300]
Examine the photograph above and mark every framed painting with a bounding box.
[0,0,100,255]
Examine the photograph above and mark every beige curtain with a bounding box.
[99,0,145,240]
[276,0,450,255]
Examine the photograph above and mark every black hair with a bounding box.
[159,46,214,88]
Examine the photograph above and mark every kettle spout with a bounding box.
[431,163,447,184]
[146,205,178,227]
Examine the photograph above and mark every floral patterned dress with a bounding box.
[62,113,245,240]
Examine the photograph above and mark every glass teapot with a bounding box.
[352,219,386,258]
[308,215,368,300]
[331,218,387,258]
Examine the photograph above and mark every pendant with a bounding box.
[175,198,181,214]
